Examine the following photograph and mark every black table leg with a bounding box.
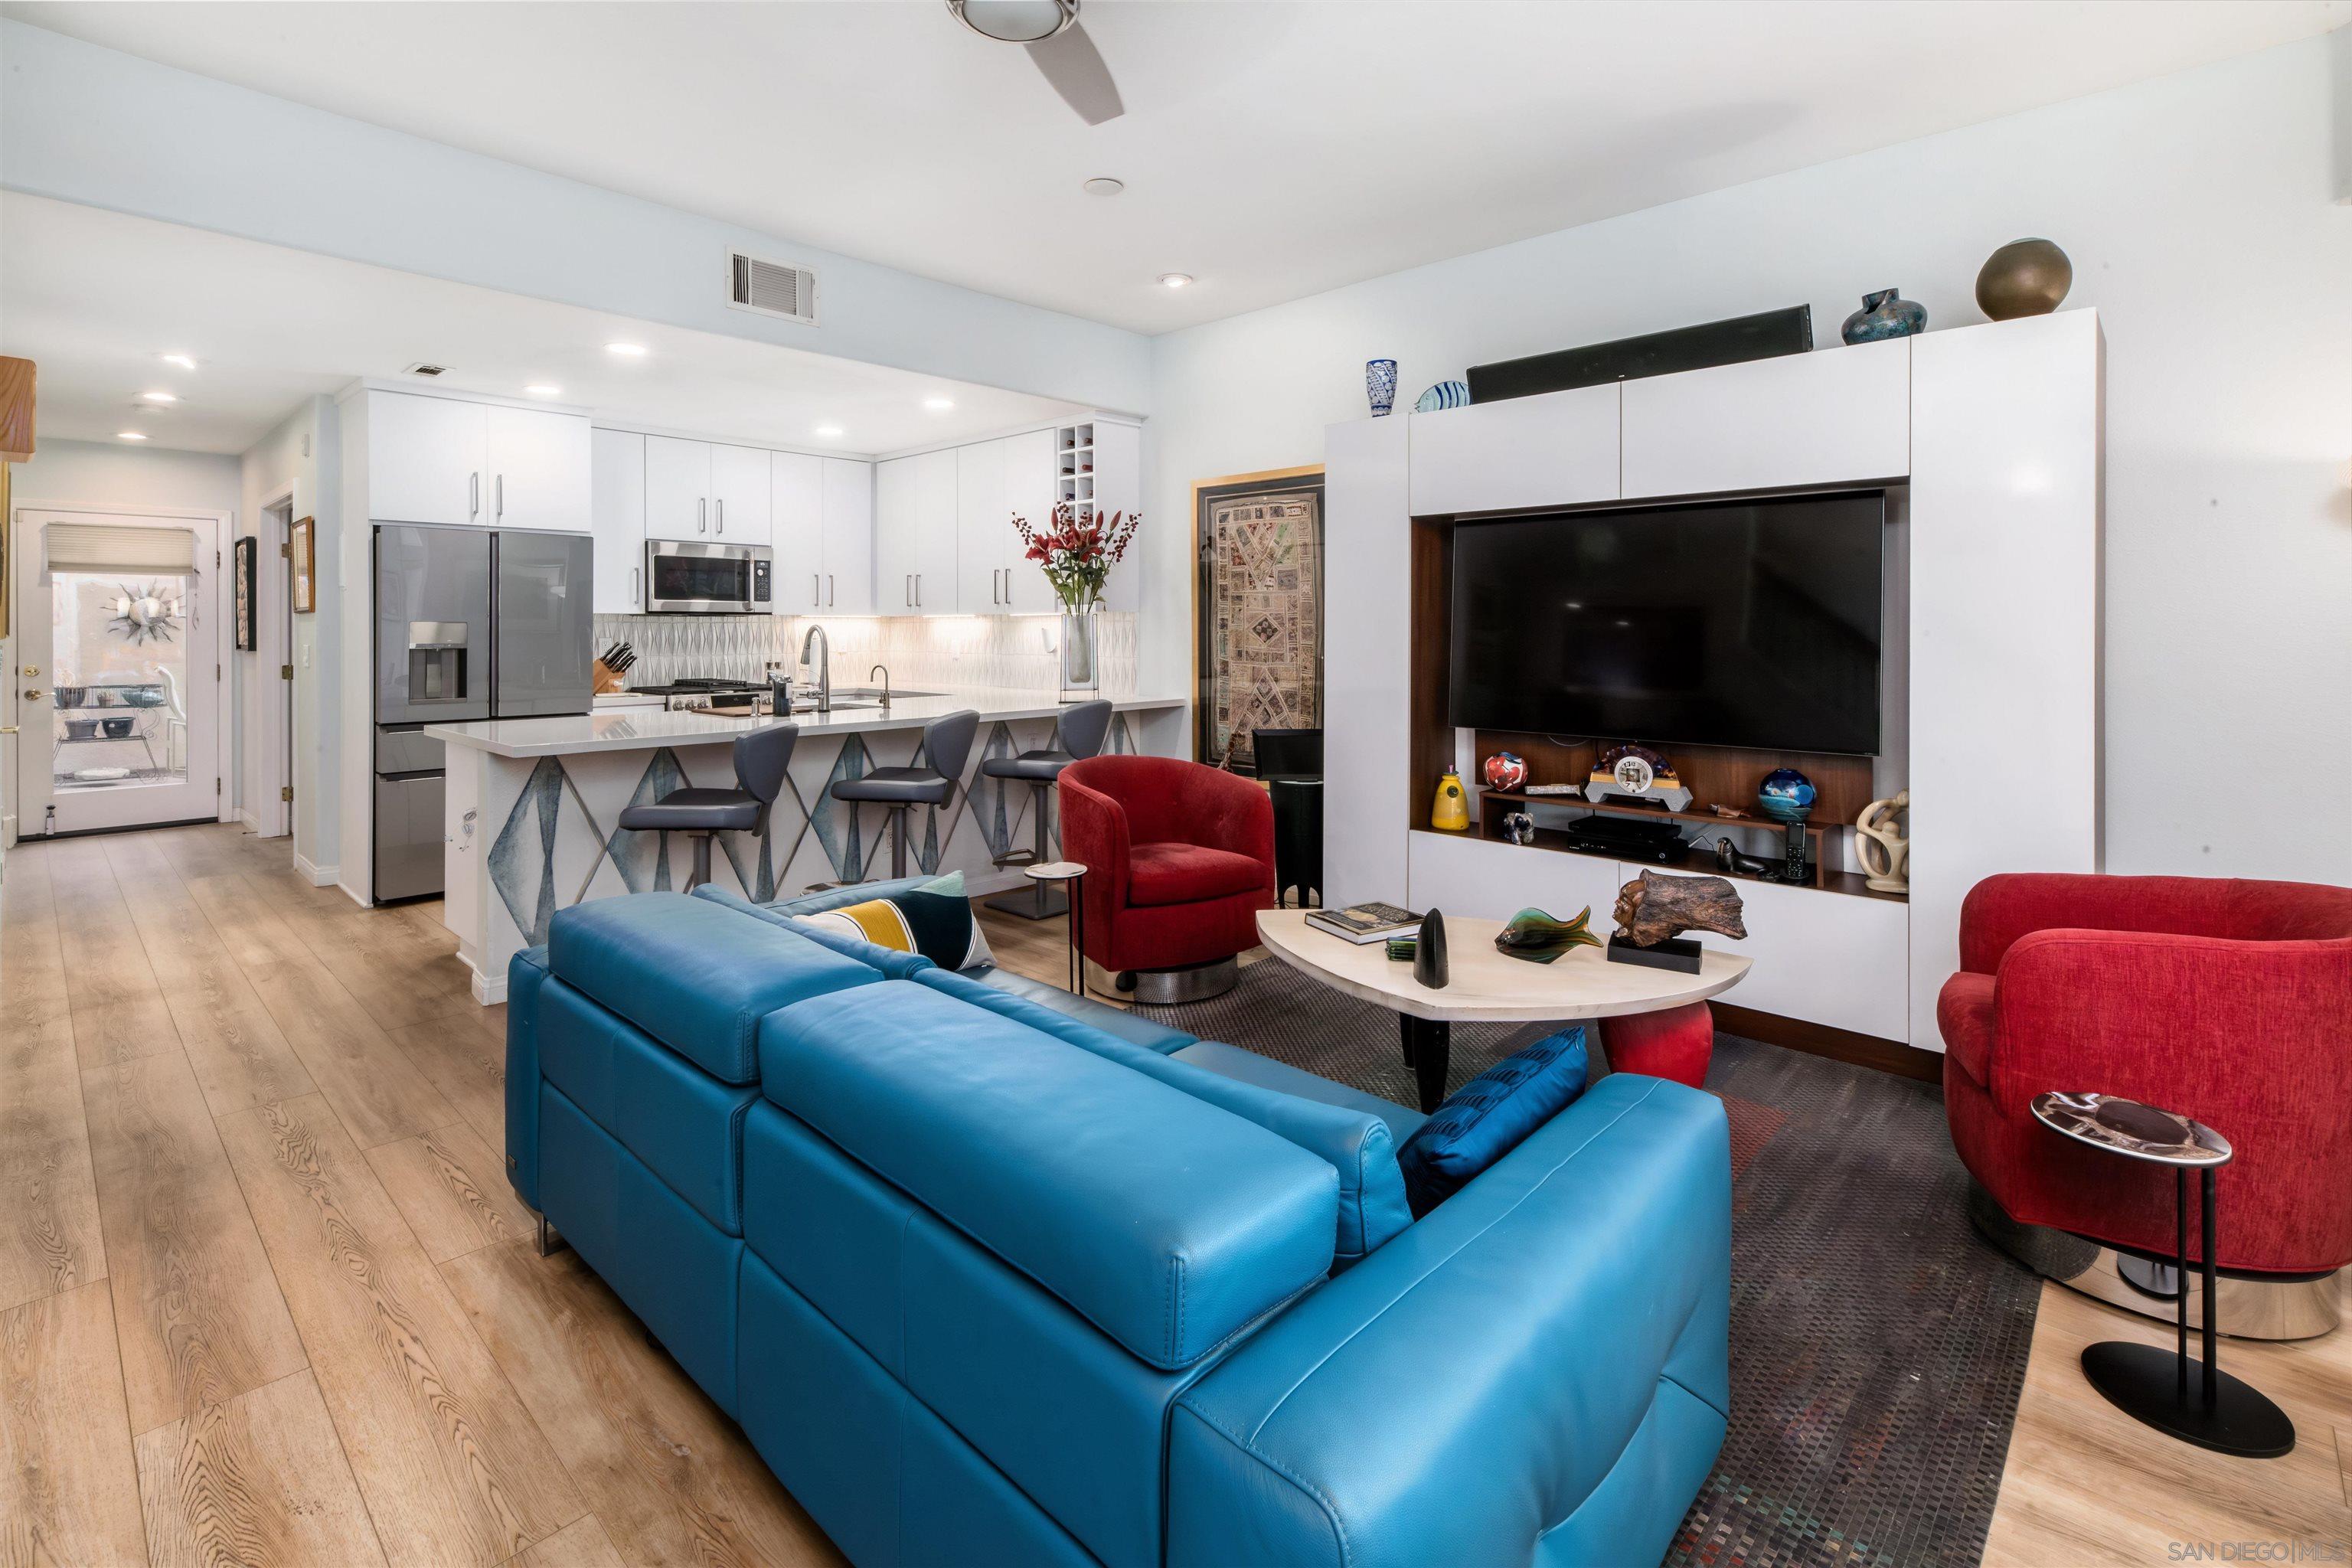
[1403,1016,1450,1113]
[1067,874,1085,996]
[1396,1013,1416,1068]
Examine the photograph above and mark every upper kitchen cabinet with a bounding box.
[820,459,876,614]
[955,438,1008,611]
[1619,336,1910,498]
[876,449,959,612]
[591,428,646,614]
[1080,418,1142,613]
[773,451,825,612]
[1001,427,1060,613]
[645,436,711,541]
[710,443,772,545]
[356,389,590,531]
[1407,384,1619,517]
[484,405,592,531]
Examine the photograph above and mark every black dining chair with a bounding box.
[980,698,1114,920]
[829,708,980,879]
[616,721,797,892]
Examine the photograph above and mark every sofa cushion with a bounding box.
[756,978,1338,1369]
[1938,971,1998,1087]
[1171,1039,1426,1147]
[1398,1026,1589,1217]
[914,968,1407,1263]
[1128,841,1269,907]
[767,875,939,916]
[696,886,936,980]
[947,963,1197,1054]
[550,891,879,1083]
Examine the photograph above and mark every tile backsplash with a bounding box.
[592,612,1138,695]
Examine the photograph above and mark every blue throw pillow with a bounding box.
[1396,1025,1589,1217]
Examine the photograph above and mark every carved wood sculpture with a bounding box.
[1612,870,1748,948]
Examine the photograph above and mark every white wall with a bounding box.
[1146,31,2352,884]
[0,18,1150,416]
[2,438,240,838]
[237,397,336,866]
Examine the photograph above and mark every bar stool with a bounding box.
[982,698,1113,920]
[829,708,978,878]
[616,721,797,891]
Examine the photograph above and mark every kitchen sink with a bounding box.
[831,687,948,701]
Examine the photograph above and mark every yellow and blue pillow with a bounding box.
[795,870,993,973]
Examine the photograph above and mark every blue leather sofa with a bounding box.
[505,880,1730,1566]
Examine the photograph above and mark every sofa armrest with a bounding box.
[1167,1075,1730,1568]
[504,946,554,1210]
[1960,874,2248,973]
[1057,769,1132,920]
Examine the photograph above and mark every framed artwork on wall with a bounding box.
[290,516,316,614]
[1191,466,1326,772]
[232,535,257,651]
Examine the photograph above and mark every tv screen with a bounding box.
[1449,492,1885,755]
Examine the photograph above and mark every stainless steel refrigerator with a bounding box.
[373,524,593,902]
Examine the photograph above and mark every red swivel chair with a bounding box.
[1940,873,2352,1338]
[1057,756,1276,1004]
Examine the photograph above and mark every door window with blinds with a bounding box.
[44,520,198,792]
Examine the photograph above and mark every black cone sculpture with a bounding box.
[1413,908,1450,989]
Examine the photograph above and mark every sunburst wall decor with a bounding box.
[107,582,182,645]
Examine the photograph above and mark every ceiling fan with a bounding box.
[946,0,1125,126]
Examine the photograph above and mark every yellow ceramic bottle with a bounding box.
[1430,770,1470,831]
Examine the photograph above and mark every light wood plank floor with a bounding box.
[0,822,2343,1567]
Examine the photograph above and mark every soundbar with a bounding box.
[1467,305,1814,404]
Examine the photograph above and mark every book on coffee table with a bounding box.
[1305,901,1423,945]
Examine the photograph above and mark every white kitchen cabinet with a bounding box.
[1620,336,1909,499]
[773,451,825,612]
[1002,428,1060,613]
[645,435,713,541]
[1407,384,1619,517]
[877,449,958,612]
[590,428,646,614]
[710,443,772,546]
[820,458,875,614]
[956,438,1008,612]
[366,390,488,526]
[1087,419,1142,613]
[484,404,592,532]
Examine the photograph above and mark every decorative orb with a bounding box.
[1975,238,2072,320]
[1757,768,1818,822]
[1483,750,1527,791]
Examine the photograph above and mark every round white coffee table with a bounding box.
[1254,910,1751,1112]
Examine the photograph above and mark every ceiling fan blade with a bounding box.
[1026,19,1124,125]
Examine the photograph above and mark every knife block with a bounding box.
[592,659,627,694]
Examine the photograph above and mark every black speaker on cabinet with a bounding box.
[1467,305,1815,404]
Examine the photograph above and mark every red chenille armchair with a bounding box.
[1940,874,2352,1282]
[1057,756,1276,1002]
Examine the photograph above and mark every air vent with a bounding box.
[727,250,818,325]
[403,361,449,377]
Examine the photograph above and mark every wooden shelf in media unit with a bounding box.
[1473,791,1907,904]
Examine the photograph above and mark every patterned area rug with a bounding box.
[1137,960,2039,1568]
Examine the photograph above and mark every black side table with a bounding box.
[1023,861,1087,995]
[2030,1092,2295,1459]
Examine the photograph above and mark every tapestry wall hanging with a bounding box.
[1192,467,1325,772]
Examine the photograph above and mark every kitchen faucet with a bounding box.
[800,623,831,714]
[870,664,891,707]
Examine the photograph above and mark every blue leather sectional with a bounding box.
[505,878,1732,1566]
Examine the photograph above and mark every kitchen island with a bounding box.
[427,688,1186,1001]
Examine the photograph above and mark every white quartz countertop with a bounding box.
[426,688,1185,758]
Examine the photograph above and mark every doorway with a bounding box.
[12,506,228,835]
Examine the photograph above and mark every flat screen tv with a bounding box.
[1449,492,1885,756]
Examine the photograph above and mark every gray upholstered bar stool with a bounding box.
[828,708,979,878]
[982,698,1113,920]
[616,721,797,892]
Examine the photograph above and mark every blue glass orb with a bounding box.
[1757,767,1818,822]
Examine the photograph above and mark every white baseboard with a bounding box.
[465,954,507,1005]
[237,808,260,831]
[292,852,339,887]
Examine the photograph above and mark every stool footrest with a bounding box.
[993,848,1042,868]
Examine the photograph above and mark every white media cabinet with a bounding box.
[1323,312,2105,1053]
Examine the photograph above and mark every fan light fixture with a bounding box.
[946,0,1076,44]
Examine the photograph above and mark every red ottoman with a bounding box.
[1597,1003,1715,1089]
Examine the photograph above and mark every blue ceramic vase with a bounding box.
[1841,289,1926,345]
[1757,768,1818,822]
[1366,358,1399,417]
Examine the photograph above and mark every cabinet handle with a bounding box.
[715,498,724,535]
[828,574,835,607]
[699,498,707,534]
[904,573,912,607]
[470,472,479,519]
[632,566,641,607]
[495,473,505,519]
[813,573,821,607]
[915,572,923,607]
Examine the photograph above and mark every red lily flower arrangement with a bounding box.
[1011,502,1140,611]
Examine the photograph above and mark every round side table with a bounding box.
[2030,1091,2295,1458]
[1023,861,1087,995]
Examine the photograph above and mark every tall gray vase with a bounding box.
[1413,908,1449,988]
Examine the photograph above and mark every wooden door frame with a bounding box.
[9,497,235,838]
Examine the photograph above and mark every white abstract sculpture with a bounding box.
[1855,791,1909,894]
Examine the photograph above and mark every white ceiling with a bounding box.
[7,0,2344,333]
[0,194,1085,456]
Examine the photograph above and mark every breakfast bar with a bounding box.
[427,688,1186,1001]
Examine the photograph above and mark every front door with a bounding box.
[13,508,224,835]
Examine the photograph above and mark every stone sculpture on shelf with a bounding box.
[1855,790,1910,893]
[1612,870,1749,948]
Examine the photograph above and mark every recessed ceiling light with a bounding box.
[1082,176,1125,197]
[159,353,197,371]
[116,430,148,441]
[813,424,844,438]
[524,384,562,397]
[923,397,955,412]
[140,390,178,403]
[605,342,648,358]
[1158,273,1194,289]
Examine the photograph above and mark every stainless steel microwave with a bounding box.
[644,540,773,614]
